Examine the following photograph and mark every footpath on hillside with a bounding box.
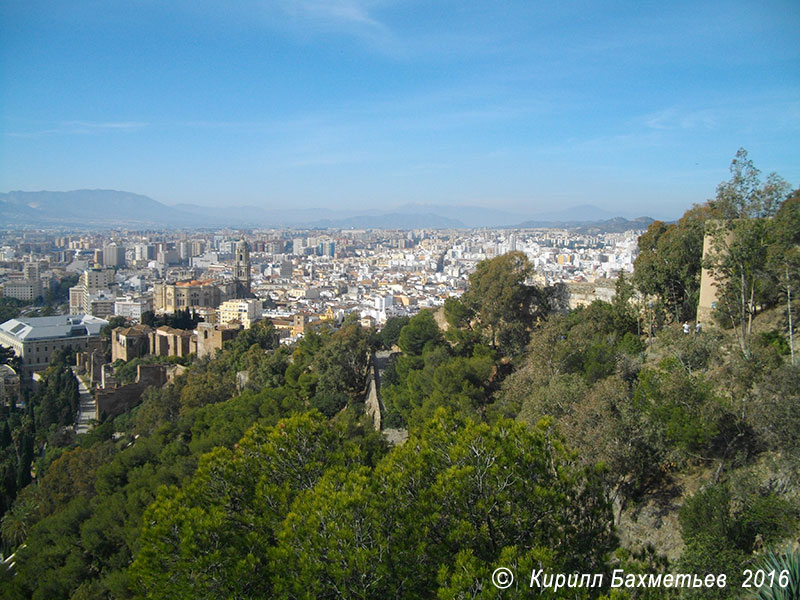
[71,366,96,435]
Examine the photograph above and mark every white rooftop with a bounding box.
[0,314,108,341]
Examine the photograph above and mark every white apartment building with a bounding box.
[374,295,393,311]
[114,296,154,321]
[86,290,116,319]
[218,299,262,329]
[69,268,115,314]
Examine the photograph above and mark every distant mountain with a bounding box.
[172,204,380,226]
[532,204,617,223]
[117,201,462,229]
[0,190,653,231]
[0,190,468,229]
[389,203,524,228]
[173,202,510,228]
[515,215,655,232]
[0,190,204,228]
[306,212,464,229]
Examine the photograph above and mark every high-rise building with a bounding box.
[69,268,116,314]
[103,243,126,267]
[157,249,180,266]
[190,240,206,256]
[86,290,116,318]
[23,261,40,281]
[317,241,335,257]
[134,243,156,262]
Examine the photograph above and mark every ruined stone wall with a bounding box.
[94,363,168,421]
[566,281,616,310]
[95,384,142,421]
[364,361,381,432]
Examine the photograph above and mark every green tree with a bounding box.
[14,498,94,600]
[704,149,791,356]
[397,310,443,356]
[747,363,800,453]
[0,297,25,324]
[32,352,80,432]
[459,252,546,355]
[633,367,721,456]
[369,410,616,598]
[226,318,279,355]
[767,189,800,364]
[1,497,37,552]
[634,203,710,323]
[131,412,353,599]
[312,320,370,401]
[271,466,384,599]
[0,346,14,366]
[267,410,616,599]
[378,315,410,350]
[679,481,798,598]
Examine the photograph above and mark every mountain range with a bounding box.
[0,189,655,231]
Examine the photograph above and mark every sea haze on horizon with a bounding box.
[1,1,798,217]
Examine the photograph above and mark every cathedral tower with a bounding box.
[235,239,251,297]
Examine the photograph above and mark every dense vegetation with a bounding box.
[140,308,203,330]
[0,298,26,324]
[0,151,797,599]
[0,349,80,534]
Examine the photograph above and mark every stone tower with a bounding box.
[235,239,251,297]
[697,221,733,323]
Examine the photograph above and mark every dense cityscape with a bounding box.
[0,177,798,598]
[0,225,640,379]
[2,2,798,598]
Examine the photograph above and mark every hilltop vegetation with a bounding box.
[0,151,798,599]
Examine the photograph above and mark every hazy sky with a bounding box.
[1,1,798,219]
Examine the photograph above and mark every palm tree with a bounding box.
[0,498,37,551]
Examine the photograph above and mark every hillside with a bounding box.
[0,164,797,598]
[0,190,202,228]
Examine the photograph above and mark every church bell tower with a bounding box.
[235,239,251,297]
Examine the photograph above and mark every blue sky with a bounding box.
[1,0,798,219]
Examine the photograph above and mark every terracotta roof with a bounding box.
[175,279,215,287]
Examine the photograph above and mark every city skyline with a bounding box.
[2,1,799,220]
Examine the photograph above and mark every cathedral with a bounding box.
[152,239,253,314]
